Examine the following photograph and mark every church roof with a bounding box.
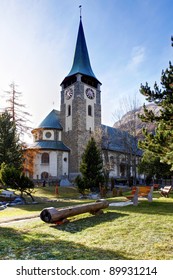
[29,140,70,151]
[38,109,62,130]
[101,125,142,156]
[61,19,100,85]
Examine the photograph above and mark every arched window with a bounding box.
[41,153,49,164]
[88,105,92,116]
[68,105,71,116]
[110,156,115,168]
[120,163,126,177]
[41,172,49,179]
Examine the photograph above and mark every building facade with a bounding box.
[25,17,141,183]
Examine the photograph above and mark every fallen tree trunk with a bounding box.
[40,199,109,224]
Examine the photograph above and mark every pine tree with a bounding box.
[139,45,173,170]
[138,150,172,182]
[0,111,22,169]
[80,137,104,191]
[0,163,35,201]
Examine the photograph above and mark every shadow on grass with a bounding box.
[109,199,173,215]
[51,211,127,233]
[0,225,130,260]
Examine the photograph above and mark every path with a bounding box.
[0,214,40,226]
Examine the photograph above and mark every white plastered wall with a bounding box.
[65,85,74,132]
[84,84,96,132]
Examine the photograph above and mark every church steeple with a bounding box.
[60,13,102,176]
[67,18,97,79]
[61,17,101,86]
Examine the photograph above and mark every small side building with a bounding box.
[24,109,70,181]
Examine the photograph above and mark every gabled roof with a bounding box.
[29,140,70,152]
[101,125,142,156]
[38,109,62,130]
[61,19,101,85]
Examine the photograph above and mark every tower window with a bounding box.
[41,153,49,164]
[68,105,71,116]
[81,76,97,88]
[88,105,92,116]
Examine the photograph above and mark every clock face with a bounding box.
[65,88,73,100]
[86,88,95,99]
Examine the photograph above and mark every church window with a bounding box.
[120,163,126,177]
[81,76,97,88]
[41,153,49,164]
[64,76,76,89]
[45,131,52,138]
[41,172,49,179]
[88,105,92,116]
[110,156,115,168]
[68,105,71,116]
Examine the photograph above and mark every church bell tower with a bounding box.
[60,15,102,177]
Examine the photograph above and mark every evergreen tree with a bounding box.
[139,49,173,170]
[0,111,22,169]
[138,150,172,182]
[80,137,104,191]
[0,163,35,201]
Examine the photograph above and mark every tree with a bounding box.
[4,82,32,138]
[113,96,141,184]
[139,56,173,170]
[80,137,104,191]
[23,147,40,178]
[0,163,35,201]
[93,127,111,188]
[0,111,22,169]
[138,150,172,183]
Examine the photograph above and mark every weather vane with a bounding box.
[79,5,82,19]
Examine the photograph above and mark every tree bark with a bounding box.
[40,199,109,223]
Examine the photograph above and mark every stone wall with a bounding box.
[60,80,101,176]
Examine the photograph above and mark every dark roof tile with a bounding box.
[38,110,62,130]
[29,140,70,151]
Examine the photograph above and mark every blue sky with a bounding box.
[0,0,173,142]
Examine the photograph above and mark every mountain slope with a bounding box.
[113,103,159,139]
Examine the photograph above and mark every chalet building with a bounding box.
[25,16,142,183]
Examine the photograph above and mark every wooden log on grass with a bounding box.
[40,199,109,224]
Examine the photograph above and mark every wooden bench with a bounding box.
[126,186,153,206]
[159,186,172,197]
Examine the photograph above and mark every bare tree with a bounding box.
[4,82,32,140]
[113,95,141,185]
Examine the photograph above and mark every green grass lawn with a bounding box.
[0,186,173,260]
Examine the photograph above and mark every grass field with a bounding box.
[0,186,173,260]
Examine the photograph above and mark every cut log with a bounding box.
[40,199,109,224]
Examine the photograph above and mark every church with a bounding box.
[25,16,142,183]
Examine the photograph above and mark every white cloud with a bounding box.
[126,46,146,71]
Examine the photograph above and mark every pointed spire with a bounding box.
[60,15,100,86]
[66,18,97,80]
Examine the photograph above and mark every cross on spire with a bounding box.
[79,5,82,19]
